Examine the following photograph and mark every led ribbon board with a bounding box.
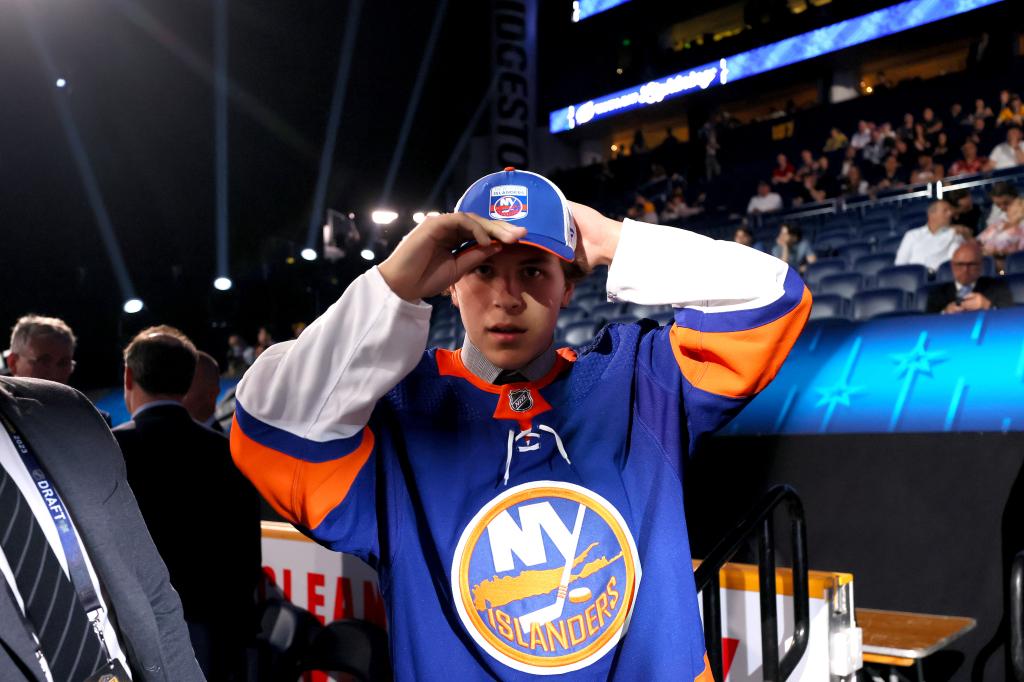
[574,0,631,23]
[551,0,1004,133]
[725,308,1024,435]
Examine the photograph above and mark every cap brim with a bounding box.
[453,233,575,262]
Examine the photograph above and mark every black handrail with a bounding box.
[694,485,810,682]
[1011,551,1024,681]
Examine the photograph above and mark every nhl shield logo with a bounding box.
[509,389,534,413]
[451,481,642,675]
[490,185,528,221]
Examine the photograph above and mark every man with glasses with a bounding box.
[926,241,1013,313]
[5,315,77,384]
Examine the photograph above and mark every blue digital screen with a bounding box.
[726,308,1024,436]
[574,0,631,23]
[551,0,1005,133]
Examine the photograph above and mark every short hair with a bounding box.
[990,181,1019,199]
[928,199,952,214]
[781,223,803,241]
[123,325,197,396]
[9,315,76,354]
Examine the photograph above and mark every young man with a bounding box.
[231,169,810,679]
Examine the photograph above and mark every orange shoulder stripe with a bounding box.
[669,286,811,399]
[695,653,715,682]
[230,415,375,530]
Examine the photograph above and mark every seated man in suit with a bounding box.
[183,350,224,431]
[0,375,202,681]
[926,241,1014,313]
[114,326,261,681]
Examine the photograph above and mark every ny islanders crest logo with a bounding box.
[489,185,528,221]
[451,481,641,674]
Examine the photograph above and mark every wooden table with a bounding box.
[858,608,976,680]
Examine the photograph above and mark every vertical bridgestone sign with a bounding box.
[492,0,536,170]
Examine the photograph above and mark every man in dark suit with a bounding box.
[926,241,1014,313]
[183,350,224,432]
[114,326,261,681]
[0,375,202,680]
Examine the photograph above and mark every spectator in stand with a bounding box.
[747,181,783,215]
[659,188,703,222]
[947,189,983,234]
[795,149,817,179]
[895,199,963,271]
[5,315,76,385]
[977,196,1024,260]
[631,129,647,155]
[850,120,873,150]
[922,107,943,141]
[862,128,889,167]
[823,127,848,152]
[840,145,859,178]
[931,131,952,168]
[771,153,796,186]
[183,351,223,431]
[699,114,722,180]
[226,333,254,377]
[840,165,868,197]
[968,116,994,151]
[794,173,826,205]
[815,156,839,197]
[771,223,816,272]
[926,241,1013,314]
[966,98,994,127]
[984,182,1019,231]
[912,123,932,154]
[254,326,276,359]
[898,113,916,142]
[949,140,988,176]
[987,125,1024,171]
[949,102,966,129]
[733,226,766,253]
[875,155,907,191]
[874,70,893,92]
[630,193,659,223]
[996,93,1023,127]
[894,137,917,171]
[910,153,943,184]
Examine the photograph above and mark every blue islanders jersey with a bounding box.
[230,220,810,680]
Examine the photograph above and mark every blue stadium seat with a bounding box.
[1004,274,1024,305]
[877,234,905,253]
[854,253,897,279]
[804,258,847,286]
[834,240,873,265]
[429,322,458,342]
[809,294,850,321]
[562,320,599,346]
[861,215,894,232]
[814,234,851,257]
[934,257,996,283]
[915,283,945,313]
[556,307,590,329]
[1005,252,1024,275]
[572,291,605,312]
[863,225,895,243]
[590,301,627,322]
[876,265,928,293]
[852,288,909,320]
[626,303,673,319]
[817,273,864,299]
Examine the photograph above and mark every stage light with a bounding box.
[360,248,375,261]
[426,211,440,218]
[611,144,618,152]
[55,77,66,88]
[123,298,144,314]
[300,248,317,261]
[413,211,426,224]
[371,210,398,225]
[213,276,233,290]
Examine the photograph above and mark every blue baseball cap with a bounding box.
[454,167,577,262]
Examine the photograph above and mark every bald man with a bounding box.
[183,351,223,431]
[926,241,1013,313]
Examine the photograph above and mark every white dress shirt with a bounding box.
[988,141,1024,170]
[894,225,963,271]
[0,436,132,680]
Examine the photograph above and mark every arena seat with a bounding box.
[556,307,590,328]
[1005,252,1024,275]
[1004,273,1024,305]
[854,253,897,279]
[915,283,945,312]
[875,265,928,294]
[804,258,847,286]
[863,225,895,243]
[834,241,873,265]
[934,257,995,282]
[627,302,673,319]
[817,273,864,299]
[590,301,627,322]
[572,291,605,312]
[852,288,909,320]
[809,294,850,321]
[876,234,905,253]
[562,320,599,346]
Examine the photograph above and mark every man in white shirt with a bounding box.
[983,182,1019,231]
[987,125,1024,170]
[747,181,783,215]
[895,199,964,271]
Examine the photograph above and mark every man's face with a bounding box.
[8,335,75,384]
[963,142,977,159]
[929,202,953,227]
[993,194,1014,212]
[758,183,770,196]
[951,252,983,287]
[451,244,573,371]
[1008,128,1022,146]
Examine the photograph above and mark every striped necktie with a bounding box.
[0,464,106,680]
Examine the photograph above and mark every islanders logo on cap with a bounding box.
[489,185,529,221]
[451,481,641,675]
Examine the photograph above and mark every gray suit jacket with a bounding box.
[0,377,203,681]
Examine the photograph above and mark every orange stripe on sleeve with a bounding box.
[695,653,715,682]
[670,286,811,399]
[230,415,375,530]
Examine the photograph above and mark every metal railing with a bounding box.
[694,485,810,682]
